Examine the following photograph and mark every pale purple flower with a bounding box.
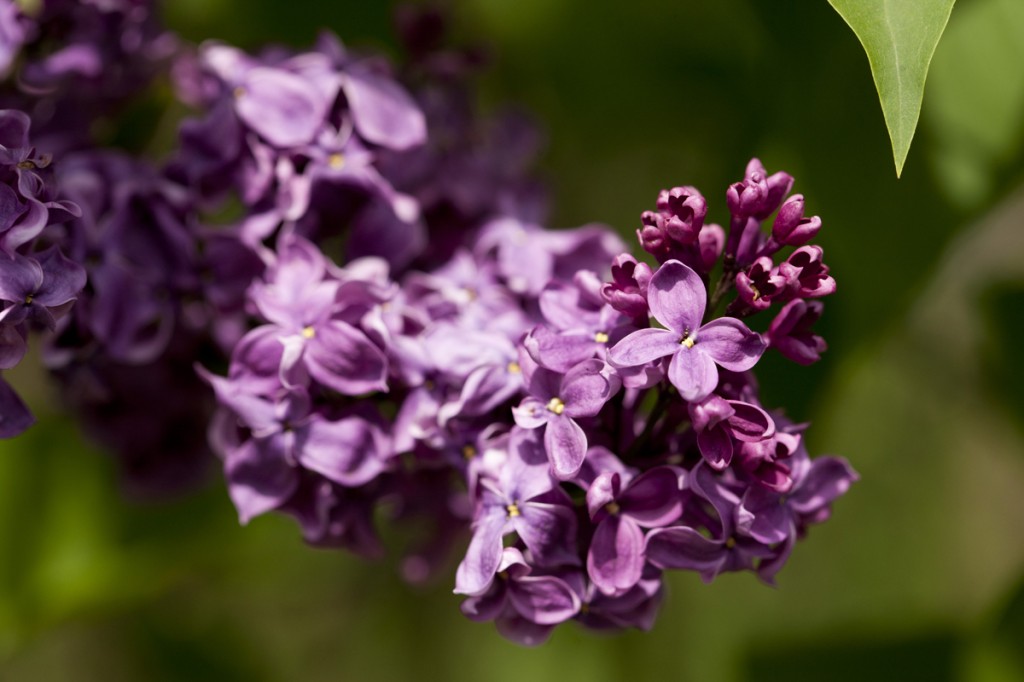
[460,547,581,647]
[688,395,775,470]
[455,428,579,596]
[608,259,765,402]
[512,355,614,479]
[767,299,827,365]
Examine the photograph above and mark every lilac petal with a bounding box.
[607,327,678,367]
[728,400,775,442]
[438,364,521,424]
[200,371,277,432]
[236,67,328,148]
[561,359,611,417]
[738,486,792,545]
[689,462,742,538]
[668,347,718,402]
[34,247,86,307]
[512,397,552,429]
[586,472,622,520]
[587,515,645,596]
[224,437,299,524]
[296,414,388,487]
[508,575,581,625]
[0,377,34,437]
[455,507,509,595]
[494,613,555,647]
[689,395,734,433]
[0,184,24,231]
[515,501,580,567]
[647,259,706,334]
[757,530,796,586]
[523,353,563,404]
[789,456,859,516]
[618,466,683,527]
[0,253,43,302]
[544,415,588,479]
[343,69,427,151]
[0,324,26,369]
[3,199,47,254]
[697,427,733,470]
[644,526,726,583]
[460,584,508,623]
[0,110,29,149]
[525,327,598,374]
[698,318,766,371]
[305,320,388,395]
[504,434,556,502]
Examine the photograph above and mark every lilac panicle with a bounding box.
[2,0,855,644]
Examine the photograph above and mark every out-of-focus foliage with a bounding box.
[1,1,1023,680]
[925,0,1024,210]
[828,0,956,177]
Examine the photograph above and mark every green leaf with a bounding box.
[828,0,956,177]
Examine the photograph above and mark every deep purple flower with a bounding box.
[0,248,85,330]
[767,299,827,365]
[734,256,786,312]
[688,395,775,470]
[585,465,683,596]
[608,260,765,401]
[772,194,821,247]
[776,245,836,300]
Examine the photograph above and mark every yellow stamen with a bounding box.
[507,361,521,374]
[24,295,33,305]
[750,285,761,302]
[725,537,736,549]
[328,153,345,170]
[594,331,609,344]
[506,503,521,517]
[546,397,565,415]
[605,501,621,515]
[233,85,246,99]
[302,326,316,339]
[680,335,695,349]
[462,445,477,460]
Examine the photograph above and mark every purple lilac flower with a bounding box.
[512,355,615,479]
[608,259,765,401]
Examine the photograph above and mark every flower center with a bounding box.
[302,326,316,339]
[724,537,736,549]
[546,397,565,415]
[605,501,621,515]
[462,445,476,460]
[593,331,609,344]
[680,331,696,348]
[233,85,246,99]
[23,294,33,305]
[507,361,521,374]
[506,503,521,517]
[328,153,345,170]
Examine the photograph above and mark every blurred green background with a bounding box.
[3,0,1024,680]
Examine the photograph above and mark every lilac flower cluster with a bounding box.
[205,151,856,643]
[0,0,174,152]
[0,108,83,436]
[0,3,856,644]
